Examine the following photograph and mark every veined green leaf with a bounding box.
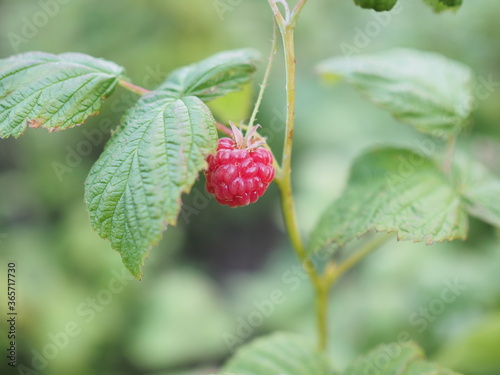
[353,0,398,11]
[0,52,124,138]
[423,0,463,13]
[85,92,217,278]
[158,49,261,102]
[344,341,462,375]
[222,333,331,375]
[454,155,500,227]
[308,147,468,255]
[317,49,474,139]
[85,49,261,278]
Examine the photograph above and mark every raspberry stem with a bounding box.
[248,21,278,129]
[216,122,233,137]
[270,0,394,354]
[118,80,151,96]
[270,0,328,351]
[325,234,394,288]
[291,0,309,25]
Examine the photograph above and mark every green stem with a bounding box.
[315,279,329,351]
[291,0,309,24]
[118,80,151,96]
[326,233,394,288]
[268,0,286,27]
[270,0,326,350]
[248,21,278,128]
[269,0,393,353]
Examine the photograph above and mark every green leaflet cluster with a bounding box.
[210,333,462,375]
[0,49,261,278]
[353,0,462,12]
[0,52,124,138]
[309,48,500,257]
[85,49,261,278]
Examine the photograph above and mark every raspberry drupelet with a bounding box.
[205,124,275,207]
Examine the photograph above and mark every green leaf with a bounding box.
[344,341,462,375]
[353,0,398,11]
[0,52,124,138]
[209,84,253,124]
[85,49,261,278]
[423,0,462,13]
[434,314,500,374]
[455,155,500,227]
[317,49,474,139]
[85,92,217,278]
[158,49,261,102]
[222,333,331,375]
[308,147,469,255]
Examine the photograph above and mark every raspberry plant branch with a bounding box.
[118,79,151,95]
[291,0,309,24]
[268,0,287,27]
[325,233,395,288]
[216,122,233,136]
[269,0,401,353]
[248,21,278,128]
[269,0,328,350]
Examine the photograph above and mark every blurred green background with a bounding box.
[1,0,500,374]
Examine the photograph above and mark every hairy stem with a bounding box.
[269,0,326,350]
[315,279,329,351]
[291,0,309,24]
[249,21,278,128]
[326,234,394,288]
[118,80,151,96]
[216,122,233,136]
[268,0,286,27]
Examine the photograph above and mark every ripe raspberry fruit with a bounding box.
[205,124,275,207]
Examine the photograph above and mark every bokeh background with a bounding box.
[1,0,500,374]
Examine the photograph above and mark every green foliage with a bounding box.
[353,0,398,12]
[317,49,474,140]
[85,49,260,278]
[454,154,500,227]
[308,147,469,255]
[221,333,331,375]
[352,0,463,12]
[211,334,463,375]
[435,314,500,374]
[160,49,261,102]
[0,52,124,138]
[85,95,217,278]
[423,0,463,13]
[344,341,462,375]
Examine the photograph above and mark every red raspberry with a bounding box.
[205,124,275,207]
